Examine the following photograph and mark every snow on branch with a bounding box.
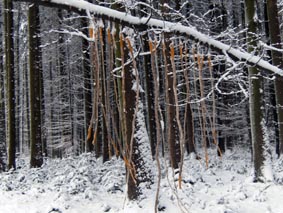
[15,0,283,76]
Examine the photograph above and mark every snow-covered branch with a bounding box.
[14,0,283,76]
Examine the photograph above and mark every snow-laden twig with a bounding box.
[259,40,283,53]
[50,29,94,42]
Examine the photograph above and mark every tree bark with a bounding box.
[183,45,195,155]
[138,0,157,159]
[245,0,268,181]
[28,3,43,168]
[143,34,156,159]
[4,0,16,170]
[161,0,180,170]
[0,5,7,171]
[82,17,94,153]
[266,0,283,156]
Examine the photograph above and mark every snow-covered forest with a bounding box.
[1,0,283,212]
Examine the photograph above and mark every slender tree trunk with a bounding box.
[14,5,20,155]
[263,1,278,153]
[39,10,46,158]
[28,3,43,168]
[0,6,7,171]
[137,0,157,159]
[4,0,16,170]
[161,0,180,170]
[82,17,93,153]
[99,27,110,162]
[143,35,156,159]
[266,0,283,157]
[182,44,195,155]
[162,37,180,169]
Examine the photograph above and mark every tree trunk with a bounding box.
[143,35,156,159]
[138,0,157,159]
[28,3,43,168]
[266,0,283,156]
[82,17,93,153]
[4,0,16,170]
[0,5,7,171]
[162,37,180,169]
[245,0,270,181]
[123,42,139,199]
[181,44,195,155]
[99,27,110,162]
[122,36,152,200]
[161,0,180,170]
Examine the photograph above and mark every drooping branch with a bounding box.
[13,0,283,76]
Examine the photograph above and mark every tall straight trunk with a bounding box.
[4,0,16,170]
[111,2,126,156]
[123,39,139,199]
[82,17,93,153]
[122,35,151,200]
[245,0,269,181]
[182,45,195,154]
[39,11,46,158]
[99,27,110,162]
[143,34,156,159]
[264,0,279,155]
[0,7,7,171]
[162,37,180,169]
[161,0,180,170]
[138,0,157,159]
[15,4,20,154]
[28,4,43,168]
[266,0,283,156]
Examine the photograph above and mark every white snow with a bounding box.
[46,0,283,76]
[1,149,283,212]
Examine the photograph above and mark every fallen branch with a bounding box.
[13,0,283,76]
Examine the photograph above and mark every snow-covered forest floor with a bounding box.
[1,148,283,213]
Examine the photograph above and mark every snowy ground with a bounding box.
[1,149,283,213]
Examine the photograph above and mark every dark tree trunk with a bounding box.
[161,0,180,170]
[28,3,43,168]
[137,0,157,159]
[163,37,180,169]
[245,0,268,181]
[82,17,93,153]
[39,9,46,158]
[263,1,279,156]
[122,36,152,200]
[4,0,16,170]
[124,50,139,199]
[143,35,156,159]
[99,27,110,163]
[0,6,7,171]
[266,0,283,157]
[182,43,195,155]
